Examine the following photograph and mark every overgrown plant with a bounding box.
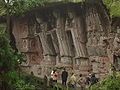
[0,0,85,16]
[0,27,35,90]
[90,67,120,90]
[103,0,120,17]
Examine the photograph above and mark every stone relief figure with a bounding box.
[92,32,98,46]
[22,39,28,49]
[65,18,70,30]
[20,22,28,37]
[117,26,120,33]
[87,32,92,46]
[113,33,120,50]
[67,12,75,28]
[107,44,113,63]
[87,31,96,56]
[31,39,36,48]
[65,15,73,30]
[87,31,100,56]
[92,32,99,56]
[113,33,120,56]
[28,22,36,36]
[97,32,108,56]
[99,32,107,47]
[37,67,42,75]
[105,33,114,63]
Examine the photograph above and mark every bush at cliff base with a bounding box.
[90,72,120,90]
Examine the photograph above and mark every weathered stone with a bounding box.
[69,11,88,58]
[55,11,73,67]
[11,2,117,78]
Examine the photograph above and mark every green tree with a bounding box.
[0,27,21,89]
[103,0,120,17]
[90,72,120,90]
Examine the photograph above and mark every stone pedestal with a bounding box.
[60,56,72,67]
[44,55,56,65]
[74,58,91,76]
[41,55,56,77]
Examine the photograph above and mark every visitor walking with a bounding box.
[90,73,98,86]
[50,69,58,88]
[61,68,68,86]
[51,69,58,83]
[77,74,86,90]
[85,74,91,89]
[68,73,77,90]
[43,75,48,89]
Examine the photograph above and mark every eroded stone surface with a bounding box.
[12,3,120,78]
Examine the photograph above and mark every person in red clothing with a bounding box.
[51,69,58,83]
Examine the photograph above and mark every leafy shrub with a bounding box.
[90,73,120,90]
[21,73,45,90]
[0,28,35,90]
[14,79,35,90]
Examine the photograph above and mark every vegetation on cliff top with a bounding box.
[0,0,120,17]
[103,0,120,17]
[0,0,84,16]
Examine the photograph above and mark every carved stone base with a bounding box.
[74,58,91,76]
[40,55,56,77]
[60,56,72,67]
[44,55,56,65]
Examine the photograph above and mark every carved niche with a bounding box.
[18,20,28,38]
[21,39,29,52]
[29,53,41,65]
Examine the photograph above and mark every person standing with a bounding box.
[85,74,91,89]
[68,73,77,90]
[90,73,98,86]
[77,74,86,90]
[43,75,48,90]
[51,70,58,83]
[61,68,68,86]
[50,69,58,88]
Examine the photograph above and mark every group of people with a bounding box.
[49,68,68,87]
[68,73,98,90]
[48,68,98,90]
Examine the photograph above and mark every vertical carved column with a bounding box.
[50,31,60,65]
[36,17,56,76]
[55,11,72,67]
[69,11,90,75]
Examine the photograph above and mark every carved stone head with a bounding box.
[68,11,74,19]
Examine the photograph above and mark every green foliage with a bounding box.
[90,73,120,90]
[0,32,24,72]
[0,26,35,90]
[11,0,84,15]
[21,73,44,90]
[0,0,120,17]
[11,0,47,15]
[103,0,120,17]
[0,0,84,16]
[14,79,35,90]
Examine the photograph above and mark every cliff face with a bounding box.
[11,2,120,78]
